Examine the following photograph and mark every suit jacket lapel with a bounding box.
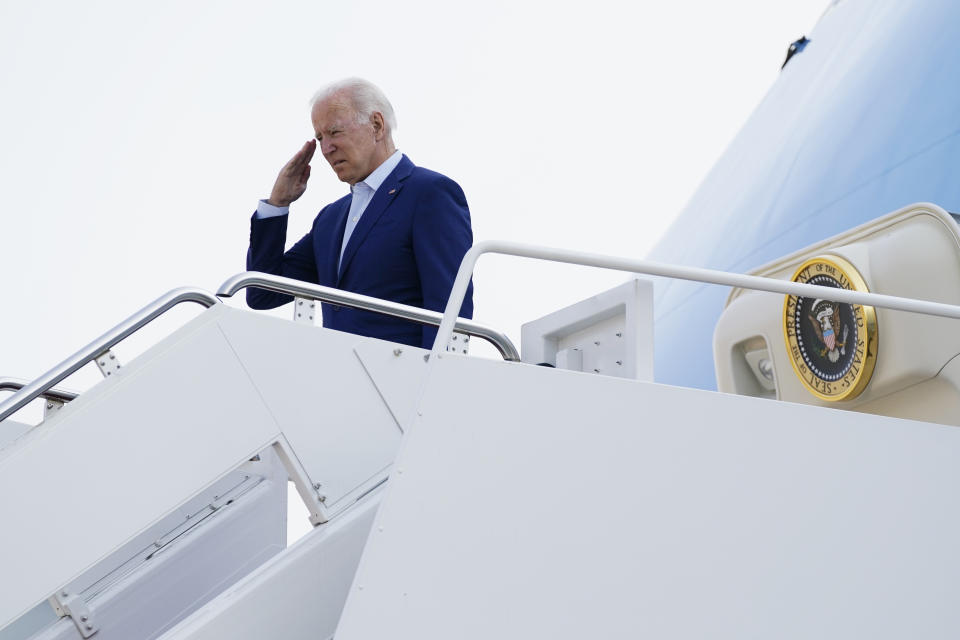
[337,156,414,284]
[322,200,350,286]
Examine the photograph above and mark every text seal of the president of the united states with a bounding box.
[783,255,878,401]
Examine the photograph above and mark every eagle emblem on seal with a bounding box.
[808,299,849,363]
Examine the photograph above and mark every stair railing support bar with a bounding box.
[0,378,78,403]
[216,271,519,362]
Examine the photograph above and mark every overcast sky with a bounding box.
[1,0,827,397]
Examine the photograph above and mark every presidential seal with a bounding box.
[783,255,878,401]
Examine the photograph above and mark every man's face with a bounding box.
[311,95,380,185]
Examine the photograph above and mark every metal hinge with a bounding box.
[49,591,98,637]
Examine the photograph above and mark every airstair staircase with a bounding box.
[0,271,516,640]
[7,229,960,638]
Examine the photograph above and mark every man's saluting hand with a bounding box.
[268,139,316,207]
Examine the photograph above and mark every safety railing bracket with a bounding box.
[49,591,98,638]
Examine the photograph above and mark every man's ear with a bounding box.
[370,111,385,140]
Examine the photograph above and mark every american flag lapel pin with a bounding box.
[388,188,396,195]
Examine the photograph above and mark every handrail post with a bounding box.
[431,245,485,361]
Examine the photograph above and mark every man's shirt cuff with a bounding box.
[255,199,289,219]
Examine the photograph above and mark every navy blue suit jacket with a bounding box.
[247,155,474,349]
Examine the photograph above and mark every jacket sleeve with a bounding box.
[245,211,319,310]
[411,175,475,349]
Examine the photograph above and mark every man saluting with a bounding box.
[246,77,474,348]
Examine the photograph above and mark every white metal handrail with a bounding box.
[431,240,960,359]
[0,288,219,423]
[216,271,520,361]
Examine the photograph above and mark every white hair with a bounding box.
[310,77,397,136]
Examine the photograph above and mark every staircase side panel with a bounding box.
[337,356,960,640]
[0,307,281,630]
[216,311,409,511]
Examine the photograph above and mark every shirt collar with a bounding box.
[352,149,403,194]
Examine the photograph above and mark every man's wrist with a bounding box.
[256,199,290,219]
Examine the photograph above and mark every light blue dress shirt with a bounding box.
[256,149,404,270]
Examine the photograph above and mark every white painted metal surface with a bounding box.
[0,604,56,640]
[159,488,382,640]
[0,298,427,638]
[0,303,414,633]
[0,418,31,449]
[336,354,960,639]
[353,341,430,432]
[521,279,653,380]
[30,462,285,640]
[0,305,282,630]
[215,311,407,514]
